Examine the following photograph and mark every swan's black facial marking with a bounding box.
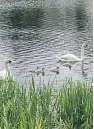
[82,43,88,48]
[8,60,12,64]
[85,44,88,47]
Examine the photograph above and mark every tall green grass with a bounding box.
[56,79,93,129]
[0,77,93,129]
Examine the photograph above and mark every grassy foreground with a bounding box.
[0,77,93,129]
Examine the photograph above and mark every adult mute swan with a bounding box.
[0,60,12,78]
[56,43,88,63]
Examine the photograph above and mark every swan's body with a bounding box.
[0,70,7,78]
[50,67,59,74]
[56,54,82,62]
[56,43,87,63]
[0,60,12,78]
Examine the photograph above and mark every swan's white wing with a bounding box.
[56,54,81,61]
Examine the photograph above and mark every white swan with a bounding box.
[56,43,87,63]
[0,60,12,78]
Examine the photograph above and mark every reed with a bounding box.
[0,77,92,129]
[56,79,93,129]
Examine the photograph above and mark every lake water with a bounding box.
[0,0,93,87]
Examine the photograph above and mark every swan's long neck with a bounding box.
[81,45,84,60]
[5,62,11,76]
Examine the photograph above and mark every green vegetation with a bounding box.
[0,77,93,129]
